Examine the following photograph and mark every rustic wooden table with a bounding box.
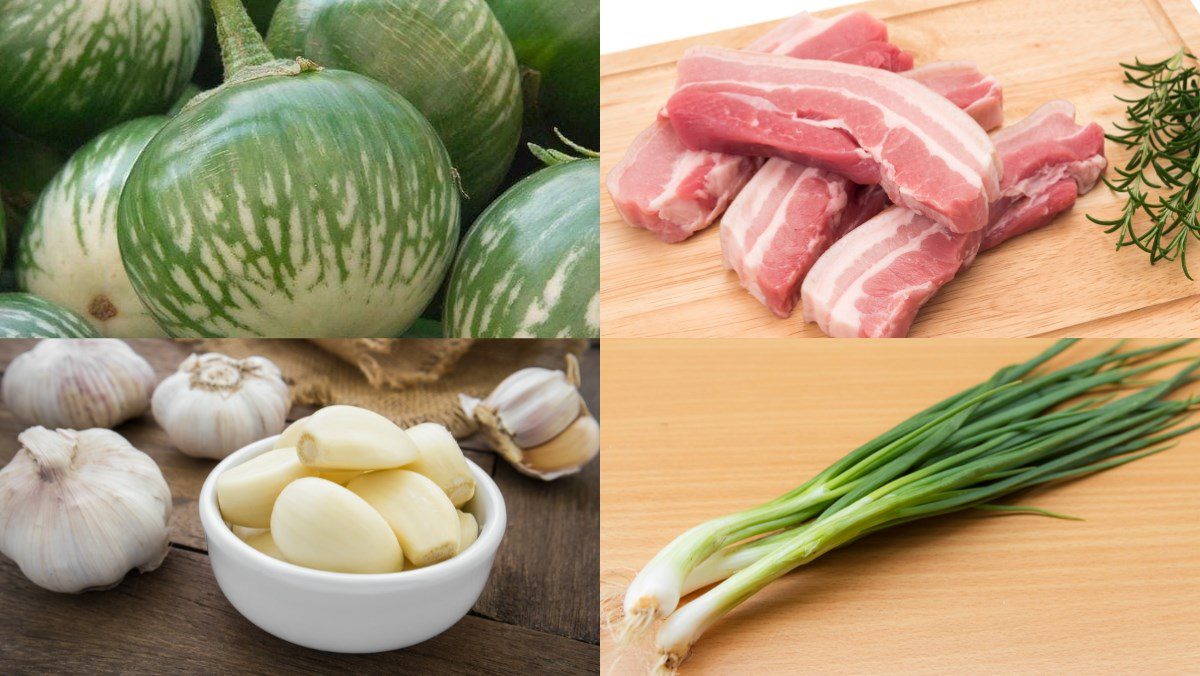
[600,339,1200,674]
[0,340,599,674]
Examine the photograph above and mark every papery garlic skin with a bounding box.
[519,414,601,481]
[2,339,155,429]
[460,356,584,449]
[153,353,290,460]
[0,427,171,593]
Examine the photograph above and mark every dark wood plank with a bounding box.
[0,548,597,674]
[475,459,600,645]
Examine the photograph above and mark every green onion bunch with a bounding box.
[614,340,1200,673]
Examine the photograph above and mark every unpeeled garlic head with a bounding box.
[462,355,599,480]
[0,427,172,593]
[2,339,156,429]
[152,353,290,460]
[460,355,584,449]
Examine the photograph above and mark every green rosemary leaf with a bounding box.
[1093,49,1200,278]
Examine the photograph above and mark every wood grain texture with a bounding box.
[0,548,597,675]
[600,0,1200,337]
[599,339,1200,674]
[0,340,599,672]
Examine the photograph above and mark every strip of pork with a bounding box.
[666,47,1002,234]
[800,101,1106,338]
[721,63,1003,317]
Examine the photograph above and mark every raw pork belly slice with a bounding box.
[606,11,914,243]
[982,101,1107,249]
[721,62,1004,318]
[720,160,853,317]
[746,11,914,71]
[905,62,1004,133]
[801,101,1107,338]
[607,120,762,243]
[666,47,1002,233]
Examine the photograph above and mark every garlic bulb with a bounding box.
[0,427,172,593]
[2,339,156,429]
[152,353,290,459]
[459,355,585,449]
[461,355,599,480]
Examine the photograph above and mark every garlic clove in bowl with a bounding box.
[1,339,156,429]
[153,352,290,460]
[0,426,172,593]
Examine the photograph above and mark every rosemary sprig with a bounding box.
[1089,49,1200,278]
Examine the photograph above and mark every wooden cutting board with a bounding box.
[599,339,1200,674]
[600,0,1200,337]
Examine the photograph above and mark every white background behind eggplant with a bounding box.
[600,0,1200,53]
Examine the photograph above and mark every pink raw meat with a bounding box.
[721,62,1004,318]
[746,11,914,71]
[905,62,1004,133]
[666,47,1002,233]
[606,11,914,243]
[800,101,1107,338]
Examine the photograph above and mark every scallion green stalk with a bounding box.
[615,341,1200,673]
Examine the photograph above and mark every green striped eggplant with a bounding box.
[118,0,459,337]
[0,0,204,147]
[19,116,169,337]
[488,0,599,148]
[0,293,101,337]
[268,0,523,220]
[444,157,599,338]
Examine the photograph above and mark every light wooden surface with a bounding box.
[599,339,1200,674]
[600,0,1200,337]
[0,340,599,674]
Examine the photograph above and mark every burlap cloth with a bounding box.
[198,339,586,438]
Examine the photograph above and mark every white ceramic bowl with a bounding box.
[198,436,506,653]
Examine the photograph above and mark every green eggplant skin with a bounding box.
[0,292,101,337]
[19,116,169,338]
[118,69,460,338]
[268,0,523,221]
[0,0,204,147]
[444,159,599,338]
[488,0,599,148]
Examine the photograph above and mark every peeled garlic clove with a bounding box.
[2,339,156,429]
[0,427,171,593]
[239,529,286,562]
[517,415,601,481]
[347,470,459,567]
[152,353,290,460]
[275,416,309,450]
[405,422,476,507]
[217,448,313,528]
[457,511,479,554]
[462,355,585,448]
[318,469,367,485]
[270,477,403,574]
[296,405,418,470]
